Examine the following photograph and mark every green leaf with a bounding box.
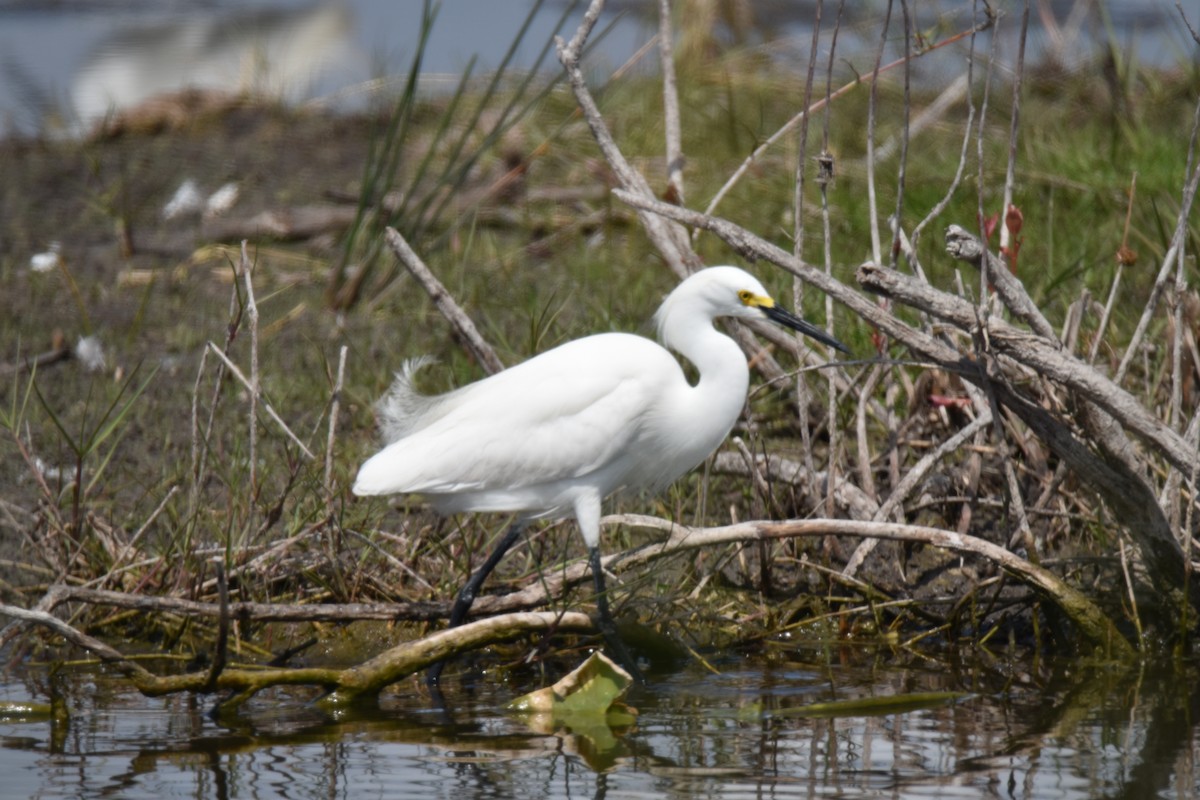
[506,651,634,717]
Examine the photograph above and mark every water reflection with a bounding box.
[0,649,1196,798]
[69,4,356,135]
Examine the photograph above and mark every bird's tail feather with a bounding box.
[376,356,439,444]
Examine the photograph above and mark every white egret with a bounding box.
[353,266,848,682]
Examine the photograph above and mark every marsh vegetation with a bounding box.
[1,0,1199,727]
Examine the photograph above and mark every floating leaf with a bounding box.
[506,651,634,718]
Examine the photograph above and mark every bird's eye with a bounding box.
[737,290,753,304]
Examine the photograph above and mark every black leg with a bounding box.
[589,546,644,684]
[427,522,525,686]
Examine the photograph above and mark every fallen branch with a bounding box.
[0,345,72,378]
[602,515,1133,658]
[0,598,594,710]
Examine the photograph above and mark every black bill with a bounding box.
[763,305,851,354]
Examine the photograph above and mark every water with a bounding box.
[0,0,1192,138]
[1,648,1196,798]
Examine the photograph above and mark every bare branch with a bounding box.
[658,0,684,204]
[556,0,694,278]
[603,514,1133,656]
[383,226,505,375]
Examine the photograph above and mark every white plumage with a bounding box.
[353,265,847,681]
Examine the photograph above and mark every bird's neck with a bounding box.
[663,313,750,430]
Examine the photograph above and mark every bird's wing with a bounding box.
[353,334,677,497]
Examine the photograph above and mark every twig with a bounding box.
[240,241,259,492]
[864,0,891,266]
[891,0,912,266]
[205,344,316,460]
[909,73,974,255]
[658,0,684,204]
[854,363,884,501]
[348,529,435,591]
[601,514,1132,657]
[202,559,230,693]
[844,411,993,577]
[98,485,180,584]
[189,257,246,527]
[0,345,72,378]
[996,0,1029,258]
[792,0,824,479]
[1089,174,1137,365]
[1118,535,1144,650]
[701,12,996,224]
[383,226,505,375]
[1177,2,1200,46]
[325,345,348,496]
[556,0,694,278]
[1115,106,1200,384]
[817,0,847,521]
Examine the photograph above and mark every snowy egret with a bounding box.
[353,266,849,682]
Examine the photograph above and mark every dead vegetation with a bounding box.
[2,0,1200,713]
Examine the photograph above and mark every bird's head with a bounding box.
[657,266,850,353]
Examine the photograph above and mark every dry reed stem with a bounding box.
[1088,172,1137,365]
[240,241,259,491]
[1114,129,1200,384]
[325,344,348,497]
[843,412,994,577]
[864,0,891,267]
[792,0,824,482]
[996,0,1028,257]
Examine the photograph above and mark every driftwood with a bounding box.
[0,598,593,710]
